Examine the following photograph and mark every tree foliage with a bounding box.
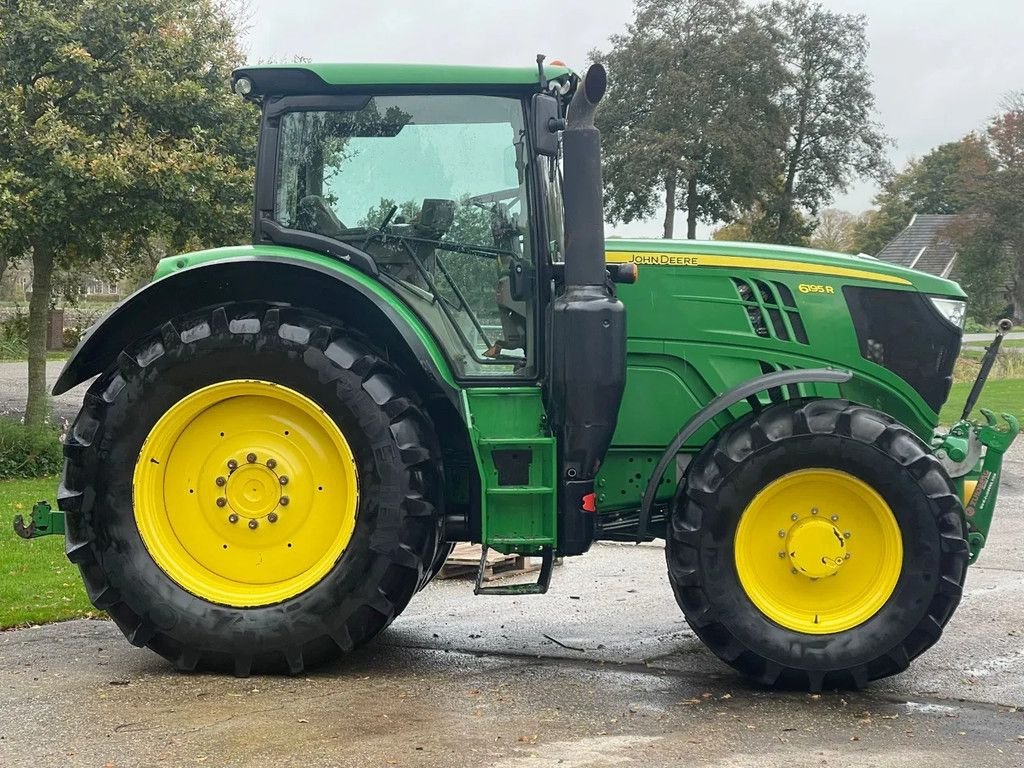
[594,0,887,243]
[850,99,1024,323]
[850,137,993,255]
[756,0,889,244]
[955,101,1024,321]
[0,0,257,425]
[593,0,786,239]
[808,209,862,253]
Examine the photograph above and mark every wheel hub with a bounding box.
[786,518,846,578]
[225,461,282,519]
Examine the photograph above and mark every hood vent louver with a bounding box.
[732,278,809,345]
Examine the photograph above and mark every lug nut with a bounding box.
[268,512,279,523]
[791,513,799,521]
[791,568,798,575]
[248,519,259,530]
[778,529,786,538]
[228,513,239,524]
[279,475,289,486]
[267,458,277,469]
[811,508,818,515]
[215,476,226,487]
[280,496,290,506]
[227,459,238,471]
[778,551,786,558]
[216,497,227,508]
[844,532,851,539]
[247,452,257,464]
[831,514,839,522]
[844,553,851,560]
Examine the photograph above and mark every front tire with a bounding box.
[667,399,969,691]
[60,303,443,675]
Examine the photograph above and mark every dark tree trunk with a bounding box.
[0,251,11,296]
[1013,268,1024,324]
[778,110,808,243]
[26,240,54,428]
[662,174,676,239]
[686,175,698,240]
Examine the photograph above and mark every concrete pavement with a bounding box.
[1,442,1022,767]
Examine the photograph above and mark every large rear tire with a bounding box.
[667,399,969,691]
[59,303,443,675]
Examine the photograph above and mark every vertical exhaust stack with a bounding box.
[562,64,609,287]
[549,63,627,556]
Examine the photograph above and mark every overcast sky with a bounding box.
[244,0,1024,238]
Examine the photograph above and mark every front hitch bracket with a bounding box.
[12,501,65,539]
[962,409,1019,563]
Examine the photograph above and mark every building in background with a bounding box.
[876,213,1017,320]
[875,214,959,278]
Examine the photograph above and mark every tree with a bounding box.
[957,98,1024,321]
[808,209,861,253]
[593,0,787,238]
[756,0,889,244]
[851,137,994,255]
[0,0,256,426]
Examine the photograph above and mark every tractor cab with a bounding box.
[235,64,579,380]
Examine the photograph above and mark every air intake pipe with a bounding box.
[547,63,627,556]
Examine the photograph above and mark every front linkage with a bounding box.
[934,319,1020,563]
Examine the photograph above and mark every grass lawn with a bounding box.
[940,378,1024,425]
[0,476,94,629]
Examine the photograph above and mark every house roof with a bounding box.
[875,214,959,278]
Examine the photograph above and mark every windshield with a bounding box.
[274,94,534,377]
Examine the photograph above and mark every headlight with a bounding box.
[930,297,966,328]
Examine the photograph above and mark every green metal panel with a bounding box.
[462,387,556,553]
[597,240,955,515]
[606,238,965,298]
[153,245,457,388]
[242,63,572,89]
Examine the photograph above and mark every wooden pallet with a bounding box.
[437,543,540,582]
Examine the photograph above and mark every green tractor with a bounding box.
[17,59,1019,690]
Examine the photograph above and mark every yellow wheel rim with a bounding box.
[734,469,903,634]
[133,380,359,607]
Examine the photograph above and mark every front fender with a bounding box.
[636,368,854,539]
[54,249,459,399]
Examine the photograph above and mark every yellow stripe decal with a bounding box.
[605,251,912,286]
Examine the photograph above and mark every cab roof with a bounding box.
[232,62,573,97]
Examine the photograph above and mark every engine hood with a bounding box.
[605,239,966,299]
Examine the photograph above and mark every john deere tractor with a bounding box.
[17,59,1018,691]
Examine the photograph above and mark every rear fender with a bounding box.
[54,256,459,404]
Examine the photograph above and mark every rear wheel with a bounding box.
[667,399,969,691]
[60,304,443,674]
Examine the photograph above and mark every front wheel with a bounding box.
[60,304,443,675]
[667,399,969,691]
